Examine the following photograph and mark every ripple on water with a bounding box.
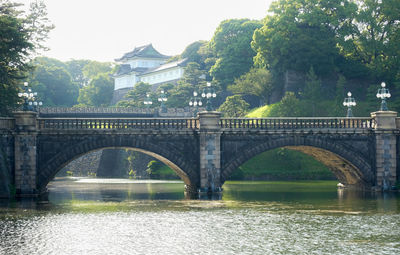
[1,180,399,254]
[0,206,399,255]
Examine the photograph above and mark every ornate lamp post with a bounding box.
[343,92,356,117]
[18,82,42,111]
[189,91,202,117]
[376,82,391,111]
[143,93,152,108]
[158,90,168,113]
[201,82,216,111]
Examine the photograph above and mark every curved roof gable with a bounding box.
[141,58,188,75]
[115,44,170,62]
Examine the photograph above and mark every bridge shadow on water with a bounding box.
[1,179,398,214]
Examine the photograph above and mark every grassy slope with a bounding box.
[246,104,276,117]
[231,148,334,180]
[243,105,334,180]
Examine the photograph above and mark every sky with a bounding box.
[17,0,273,62]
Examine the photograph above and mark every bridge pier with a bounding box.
[13,111,38,197]
[198,112,222,197]
[372,111,398,190]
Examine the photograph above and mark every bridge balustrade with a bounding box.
[39,107,152,114]
[37,118,199,130]
[220,117,373,130]
[0,118,15,130]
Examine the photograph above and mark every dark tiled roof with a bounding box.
[114,65,149,77]
[115,44,170,62]
[115,64,131,76]
[141,58,188,75]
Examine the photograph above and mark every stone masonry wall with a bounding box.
[0,135,14,197]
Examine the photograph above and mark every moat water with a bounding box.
[0,178,399,254]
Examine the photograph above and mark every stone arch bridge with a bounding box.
[0,111,399,198]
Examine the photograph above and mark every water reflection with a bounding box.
[0,178,399,255]
[48,178,185,203]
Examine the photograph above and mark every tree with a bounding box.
[270,92,303,117]
[208,19,262,90]
[179,62,206,87]
[65,59,91,88]
[77,74,114,106]
[301,67,322,117]
[24,0,54,54]
[29,63,79,106]
[331,74,346,117]
[180,40,208,66]
[339,0,400,82]
[228,68,274,105]
[0,0,53,115]
[217,95,250,117]
[82,61,113,80]
[252,0,400,95]
[252,0,349,77]
[117,82,152,108]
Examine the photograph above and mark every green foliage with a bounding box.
[341,0,400,81]
[230,148,334,181]
[24,0,54,53]
[246,104,276,118]
[0,0,53,115]
[126,150,136,179]
[252,0,400,106]
[179,62,206,87]
[252,0,345,76]
[180,41,208,66]
[163,62,207,108]
[165,83,193,108]
[77,73,114,106]
[228,68,274,105]
[65,59,91,88]
[28,60,79,106]
[269,92,303,117]
[331,75,346,117]
[208,19,262,90]
[218,95,250,117]
[146,160,178,180]
[82,61,113,80]
[117,82,152,108]
[301,67,322,116]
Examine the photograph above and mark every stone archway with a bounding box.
[37,135,199,194]
[221,136,374,188]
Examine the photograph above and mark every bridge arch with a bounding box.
[221,135,374,188]
[37,135,199,193]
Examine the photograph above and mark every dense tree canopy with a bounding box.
[208,19,262,90]
[117,82,152,108]
[0,0,53,115]
[65,59,91,88]
[217,95,250,117]
[249,0,400,115]
[228,68,273,105]
[29,60,78,106]
[82,61,113,80]
[77,73,114,107]
[252,0,400,81]
[252,0,353,77]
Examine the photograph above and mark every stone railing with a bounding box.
[39,107,153,114]
[220,117,374,130]
[37,118,199,130]
[38,107,200,118]
[0,118,15,130]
